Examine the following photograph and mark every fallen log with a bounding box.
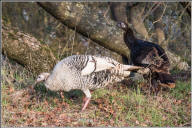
[37,2,189,71]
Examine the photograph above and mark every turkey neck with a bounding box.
[124,28,137,49]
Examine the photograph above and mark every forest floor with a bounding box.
[1,57,191,127]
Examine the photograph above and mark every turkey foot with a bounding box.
[81,97,91,111]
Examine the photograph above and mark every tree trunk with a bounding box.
[180,2,191,17]
[110,2,128,23]
[37,2,130,58]
[154,4,166,46]
[129,3,149,40]
[2,23,57,75]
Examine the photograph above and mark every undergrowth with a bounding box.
[1,57,191,127]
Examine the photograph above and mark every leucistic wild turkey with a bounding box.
[35,55,147,111]
[117,22,175,92]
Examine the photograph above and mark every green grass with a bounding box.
[1,58,191,127]
[170,81,191,99]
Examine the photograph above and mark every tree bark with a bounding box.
[180,2,191,18]
[37,2,130,58]
[109,2,128,23]
[2,23,57,75]
[153,4,166,46]
[129,3,149,40]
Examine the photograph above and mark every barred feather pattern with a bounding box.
[45,55,130,92]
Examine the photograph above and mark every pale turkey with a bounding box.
[35,55,147,111]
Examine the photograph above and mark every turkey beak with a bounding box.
[117,22,126,31]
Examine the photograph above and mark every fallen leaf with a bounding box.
[59,113,66,119]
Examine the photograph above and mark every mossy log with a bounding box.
[37,2,130,58]
[2,23,57,75]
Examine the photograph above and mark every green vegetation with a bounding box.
[1,58,191,127]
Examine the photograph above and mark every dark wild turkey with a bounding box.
[117,22,175,92]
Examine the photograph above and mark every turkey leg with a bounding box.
[82,89,91,111]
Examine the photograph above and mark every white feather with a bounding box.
[122,65,142,71]
[81,56,116,76]
[81,56,95,76]
[94,57,115,72]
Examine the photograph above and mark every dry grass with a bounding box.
[1,57,191,127]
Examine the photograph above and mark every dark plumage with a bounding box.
[117,22,175,92]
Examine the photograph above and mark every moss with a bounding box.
[8,32,18,40]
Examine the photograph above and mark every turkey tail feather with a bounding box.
[157,72,175,88]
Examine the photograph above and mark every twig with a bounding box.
[71,27,76,56]
[142,2,161,22]
[153,3,167,24]
[103,5,110,25]
[179,2,191,20]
